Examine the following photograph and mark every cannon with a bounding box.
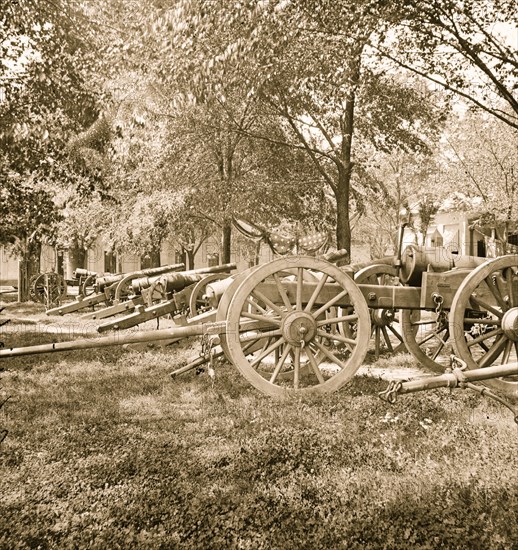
[0,250,516,402]
[71,268,102,297]
[45,263,186,315]
[87,263,236,326]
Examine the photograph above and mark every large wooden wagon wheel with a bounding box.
[222,256,371,397]
[354,264,409,360]
[30,272,67,306]
[450,255,518,396]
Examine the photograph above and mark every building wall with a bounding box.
[0,247,18,285]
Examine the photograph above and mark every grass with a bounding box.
[1,303,518,548]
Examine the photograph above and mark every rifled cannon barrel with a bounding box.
[73,268,98,279]
[82,264,235,322]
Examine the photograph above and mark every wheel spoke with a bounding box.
[251,288,285,318]
[478,335,507,368]
[431,331,448,360]
[502,339,513,364]
[317,314,358,326]
[410,320,438,327]
[240,311,281,326]
[273,273,292,311]
[484,275,507,311]
[250,337,286,368]
[305,347,326,384]
[312,289,349,319]
[317,329,356,350]
[415,328,445,347]
[469,295,503,318]
[466,327,503,348]
[304,273,329,312]
[313,340,350,371]
[245,297,268,314]
[296,267,303,310]
[386,324,405,344]
[269,344,293,384]
[381,326,393,352]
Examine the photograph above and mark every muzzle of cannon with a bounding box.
[127,263,235,296]
[46,263,186,316]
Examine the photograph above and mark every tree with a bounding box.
[355,150,445,257]
[159,0,445,260]
[440,110,518,224]
[373,0,518,129]
[1,0,102,296]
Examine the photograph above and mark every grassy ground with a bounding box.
[1,303,518,549]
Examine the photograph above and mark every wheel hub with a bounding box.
[281,311,317,347]
[502,308,518,342]
[371,309,395,327]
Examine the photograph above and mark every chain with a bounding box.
[200,333,210,359]
[433,293,447,332]
[199,334,218,384]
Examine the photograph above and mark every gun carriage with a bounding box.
[1,244,517,403]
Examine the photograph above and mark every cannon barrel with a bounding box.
[399,245,488,286]
[73,268,99,279]
[96,263,185,291]
[349,256,396,272]
[157,263,237,294]
[131,264,235,296]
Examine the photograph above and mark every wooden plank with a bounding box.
[253,281,423,310]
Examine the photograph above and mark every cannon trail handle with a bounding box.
[379,360,518,421]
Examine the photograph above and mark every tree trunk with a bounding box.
[335,166,352,264]
[18,241,41,302]
[335,95,356,264]
[186,248,195,270]
[222,220,232,264]
[149,249,161,268]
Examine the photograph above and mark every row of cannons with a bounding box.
[3,246,518,419]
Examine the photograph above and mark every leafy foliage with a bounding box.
[374,0,518,129]
[1,0,103,288]
[440,110,518,222]
[154,0,446,255]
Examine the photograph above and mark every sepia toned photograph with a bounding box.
[1,0,517,547]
